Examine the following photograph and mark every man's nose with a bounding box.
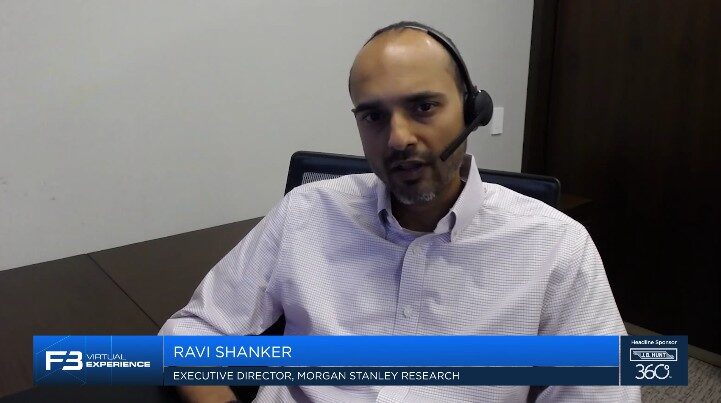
[387,111,417,151]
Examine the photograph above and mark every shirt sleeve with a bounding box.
[158,194,290,336]
[533,222,642,402]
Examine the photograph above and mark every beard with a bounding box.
[394,189,437,205]
[371,142,466,206]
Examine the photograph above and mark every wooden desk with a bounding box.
[89,217,262,327]
[0,386,181,403]
[0,217,263,402]
[0,256,158,398]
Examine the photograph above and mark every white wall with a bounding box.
[0,0,533,271]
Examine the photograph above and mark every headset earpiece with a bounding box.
[464,88,493,130]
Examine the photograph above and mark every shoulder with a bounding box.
[277,173,381,234]
[286,173,380,213]
[480,182,587,237]
[286,173,380,202]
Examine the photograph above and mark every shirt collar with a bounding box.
[375,154,485,242]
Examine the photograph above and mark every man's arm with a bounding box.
[534,222,641,402]
[159,195,292,401]
[160,194,289,335]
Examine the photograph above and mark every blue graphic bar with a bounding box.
[33,335,689,386]
[164,336,619,367]
[164,366,620,386]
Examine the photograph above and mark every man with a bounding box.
[160,22,641,402]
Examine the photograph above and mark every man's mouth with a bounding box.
[390,160,428,181]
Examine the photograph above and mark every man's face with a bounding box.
[349,30,466,205]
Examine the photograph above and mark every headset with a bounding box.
[366,22,493,161]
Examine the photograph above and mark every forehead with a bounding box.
[350,30,457,105]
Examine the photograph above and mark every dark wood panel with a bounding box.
[545,0,721,353]
[523,0,559,174]
[0,256,158,398]
[89,218,262,327]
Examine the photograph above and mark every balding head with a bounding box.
[349,26,464,101]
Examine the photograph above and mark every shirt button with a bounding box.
[410,247,419,255]
[403,306,414,318]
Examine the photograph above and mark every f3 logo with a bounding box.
[45,351,83,371]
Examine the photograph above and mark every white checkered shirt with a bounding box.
[160,154,641,402]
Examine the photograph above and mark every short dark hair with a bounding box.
[348,21,465,97]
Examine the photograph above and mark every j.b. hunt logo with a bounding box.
[629,348,678,381]
[630,348,678,362]
[45,351,151,370]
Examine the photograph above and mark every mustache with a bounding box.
[384,149,436,168]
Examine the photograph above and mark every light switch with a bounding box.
[490,107,504,135]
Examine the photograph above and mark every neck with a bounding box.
[392,175,464,232]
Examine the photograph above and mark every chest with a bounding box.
[273,226,551,336]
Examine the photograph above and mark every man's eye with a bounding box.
[415,102,438,114]
[362,111,383,123]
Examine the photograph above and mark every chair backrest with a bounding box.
[285,151,561,207]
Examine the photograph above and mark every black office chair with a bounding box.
[285,151,561,207]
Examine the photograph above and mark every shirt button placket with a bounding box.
[394,240,424,335]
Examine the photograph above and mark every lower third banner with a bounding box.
[33,335,688,386]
